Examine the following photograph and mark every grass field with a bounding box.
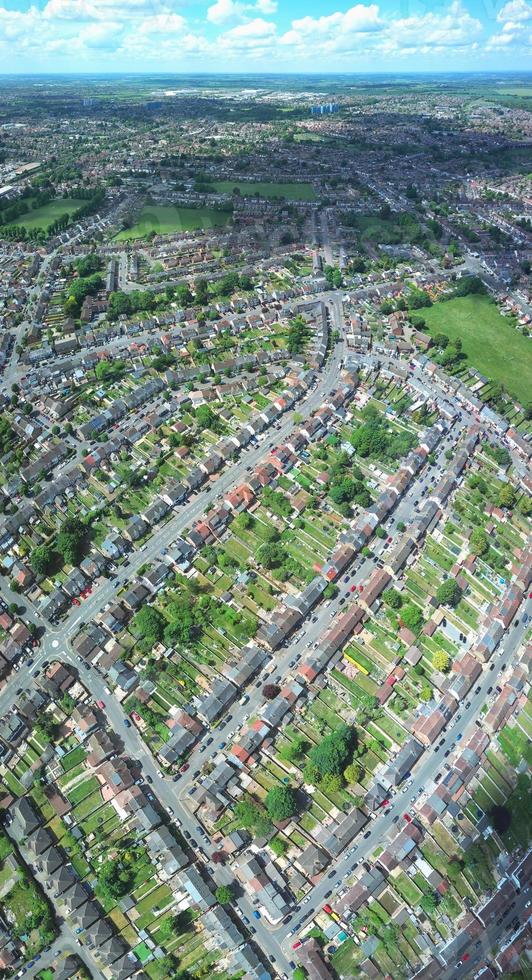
[115,205,231,240]
[423,294,531,405]
[211,180,317,200]
[16,198,85,230]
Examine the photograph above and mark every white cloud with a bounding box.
[497,0,532,22]
[207,0,276,25]
[386,2,482,50]
[137,11,186,33]
[42,0,160,21]
[0,0,529,69]
[222,15,276,37]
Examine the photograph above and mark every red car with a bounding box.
[463,954,470,962]
[292,941,302,950]
[358,584,364,592]
[403,813,412,823]
[381,799,389,807]
[322,904,333,915]
[97,700,105,709]
[387,536,393,543]
[72,598,80,606]
[180,763,189,773]
[350,585,357,592]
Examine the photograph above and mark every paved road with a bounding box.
[24,920,105,980]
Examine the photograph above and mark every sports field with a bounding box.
[423,294,531,405]
[114,205,231,240]
[211,180,317,200]
[15,198,85,230]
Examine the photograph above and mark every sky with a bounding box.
[0,0,530,73]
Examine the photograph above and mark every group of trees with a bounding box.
[351,406,416,464]
[193,404,225,434]
[96,853,135,903]
[328,451,370,514]
[192,272,252,305]
[431,332,464,369]
[108,288,164,321]
[287,315,311,355]
[30,517,87,576]
[303,724,357,792]
[324,264,343,288]
[64,271,104,317]
[256,538,304,583]
[234,798,272,837]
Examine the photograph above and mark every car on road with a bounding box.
[180,763,189,772]
[96,700,105,709]
[292,940,302,950]
[327,869,336,879]
[252,910,261,920]
[123,718,131,728]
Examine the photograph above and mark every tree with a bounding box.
[215,885,234,905]
[293,969,307,980]
[266,786,297,822]
[309,724,356,777]
[432,650,450,673]
[279,734,309,765]
[56,517,86,565]
[419,683,433,702]
[498,484,516,510]
[30,544,54,576]
[399,603,423,634]
[470,528,488,557]
[344,762,363,785]
[270,836,289,858]
[133,606,165,644]
[319,773,343,793]
[490,804,511,835]
[420,893,437,915]
[435,580,462,607]
[234,799,272,837]
[97,856,134,902]
[211,850,226,864]
[383,588,402,610]
[263,683,280,700]
[446,857,464,882]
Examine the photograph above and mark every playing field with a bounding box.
[423,294,531,405]
[15,198,85,230]
[114,205,231,240]
[211,180,317,200]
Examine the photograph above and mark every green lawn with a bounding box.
[211,180,317,200]
[15,198,85,230]
[115,205,231,240]
[423,295,531,404]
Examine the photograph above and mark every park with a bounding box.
[423,294,531,405]
[211,180,317,200]
[114,205,231,241]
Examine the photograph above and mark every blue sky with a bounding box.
[0,0,530,72]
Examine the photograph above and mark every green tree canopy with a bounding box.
[215,885,234,905]
[435,580,462,607]
[265,786,298,822]
[309,724,356,777]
